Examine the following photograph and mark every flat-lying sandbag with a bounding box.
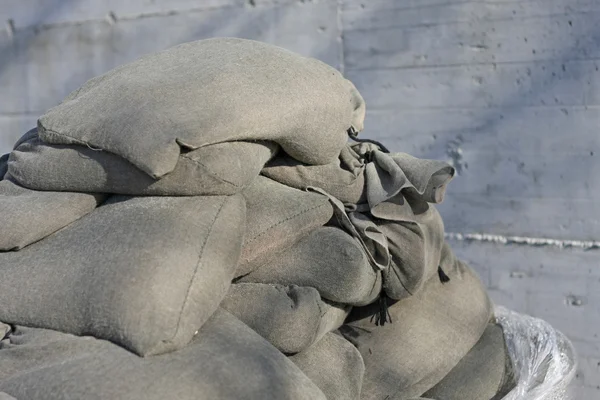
[9,133,276,195]
[0,194,245,357]
[423,324,515,400]
[38,38,365,178]
[340,256,493,400]
[0,310,326,400]
[377,206,446,300]
[238,226,381,306]
[290,332,365,400]
[238,176,333,277]
[0,177,104,251]
[262,144,366,204]
[221,283,349,354]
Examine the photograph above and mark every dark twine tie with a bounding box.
[348,128,391,154]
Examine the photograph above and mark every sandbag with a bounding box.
[376,206,446,300]
[0,154,7,179]
[9,132,277,196]
[262,144,366,204]
[340,253,493,400]
[289,332,365,400]
[220,283,349,354]
[423,324,515,400]
[38,38,366,179]
[0,324,9,341]
[0,177,105,251]
[0,194,245,357]
[238,226,382,306]
[238,176,333,277]
[0,310,326,400]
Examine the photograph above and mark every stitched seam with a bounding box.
[244,202,330,246]
[40,128,97,148]
[166,197,229,344]
[179,154,239,188]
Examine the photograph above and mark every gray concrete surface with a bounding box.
[1,0,598,396]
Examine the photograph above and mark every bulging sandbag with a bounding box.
[238,226,382,306]
[0,310,326,400]
[289,332,365,400]
[423,323,516,400]
[238,176,334,277]
[0,177,105,251]
[262,144,366,204]
[8,131,277,196]
[38,38,365,179]
[340,253,493,400]
[376,206,446,300]
[0,194,245,357]
[220,283,349,354]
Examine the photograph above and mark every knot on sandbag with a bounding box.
[348,127,391,154]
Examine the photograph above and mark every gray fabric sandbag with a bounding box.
[221,283,349,354]
[289,332,365,400]
[0,324,9,341]
[340,253,493,400]
[0,393,15,400]
[423,323,515,400]
[0,154,7,180]
[38,38,366,179]
[0,177,105,251]
[238,176,334,277]
[0,194,245,357]
[238,226,382,306]
[9,132,277,196]
[376,205,446,300]
[0,310,326,400]
[262,144,366,204]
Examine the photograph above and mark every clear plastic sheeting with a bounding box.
[496,306,577,400]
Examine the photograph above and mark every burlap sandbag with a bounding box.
[262,144,366,204]
[220,283,349,354]
[238,176,334,277]
[0,154,7,179]
[340,252,493,400]
[238,226,382,306]
[0,177,104,251]
[0,310,326,400]
[38,38,365,179]
[423,323,516,400]
[289,332,365,400]
[8,131,277,196]
[0,194,245,357]
[0,324,9,341]
[376,205,446,300]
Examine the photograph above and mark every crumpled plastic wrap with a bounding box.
[495,306,577,400]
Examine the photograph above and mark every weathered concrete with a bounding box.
[1,0,598,394]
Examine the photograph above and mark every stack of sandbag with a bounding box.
[0,37,517,400]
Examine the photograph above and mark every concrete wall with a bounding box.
[1,0,598,395]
